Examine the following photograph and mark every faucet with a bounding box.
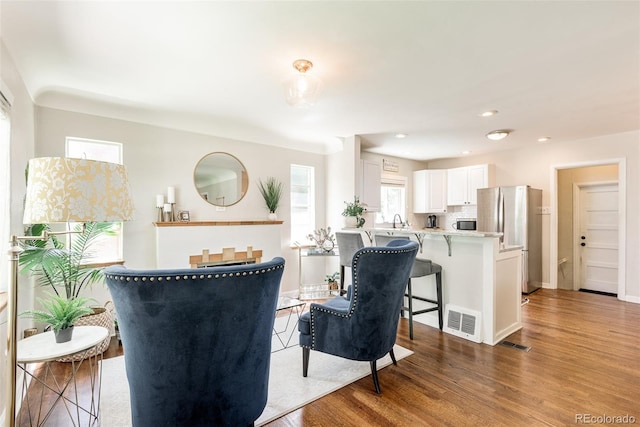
[393,214,403,229]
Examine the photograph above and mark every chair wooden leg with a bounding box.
[339,265,346,295]
[370,360,381,394]
[302,347,310,377]
[408,279,414,340]
[436,271,443,330]
[389,348,397,366]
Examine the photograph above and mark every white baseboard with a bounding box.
[622,294,640,304]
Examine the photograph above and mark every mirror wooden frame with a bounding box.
[193,152,249,207]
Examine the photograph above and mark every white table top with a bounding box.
[17,325,109,363]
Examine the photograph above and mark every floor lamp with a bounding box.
[5,157,134,427]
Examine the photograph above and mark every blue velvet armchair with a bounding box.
[298,240,418,393]
[104,258,285,427]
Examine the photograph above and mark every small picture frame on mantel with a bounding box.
[179,211,190,222]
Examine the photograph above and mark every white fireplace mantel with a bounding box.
[154,221,283,269]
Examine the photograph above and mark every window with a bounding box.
[376,175,407,224]
[66,137,124,263]
[0,89,11,291]
[290,164,315,244]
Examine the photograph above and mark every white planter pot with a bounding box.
[344,216,358,228]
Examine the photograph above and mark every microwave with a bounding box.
[455,219,477,231]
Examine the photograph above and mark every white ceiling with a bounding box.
[1,1,639,161]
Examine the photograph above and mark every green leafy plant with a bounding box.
[342,196,367,227]
[21,294,94,332]
[325,272,340,283]
[19,222,118,299]
[341,196,366,217]
[257,177,284,213]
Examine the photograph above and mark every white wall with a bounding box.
[34,106,326,296]
[425,132,640,301]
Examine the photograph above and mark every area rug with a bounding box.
[99,343,412,426]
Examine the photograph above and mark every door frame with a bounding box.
[550,158,627,300]
[572,181,619,292]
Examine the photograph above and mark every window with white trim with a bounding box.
[0,90,11,291]
[376,175,407,224]
[290,164,315,244]
[66,137,124,263]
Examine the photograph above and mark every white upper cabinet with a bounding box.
[413,169,447,213]
[360,159,381,212]
[447,164,492,206]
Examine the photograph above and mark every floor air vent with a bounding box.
[444,305,482,343]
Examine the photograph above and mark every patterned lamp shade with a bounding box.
[23,157,135,223]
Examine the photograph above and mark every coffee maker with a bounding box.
[426,215,437,229]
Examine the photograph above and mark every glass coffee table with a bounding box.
[272,297,306,352]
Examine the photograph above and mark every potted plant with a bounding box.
[21,294,95,343]
[20,222,118,299]
[257,177,284,220]
[19,222,118,355]
[325,272,340,291]
[342,196,367,228]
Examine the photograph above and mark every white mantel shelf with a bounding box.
[153,220,283,227]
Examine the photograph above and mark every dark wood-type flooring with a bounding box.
[17,289,640,426]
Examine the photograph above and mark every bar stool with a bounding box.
[335,232,365,295]
[374,234,443,339]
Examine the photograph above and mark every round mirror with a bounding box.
[194,152,249,207]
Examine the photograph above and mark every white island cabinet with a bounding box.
[347,227,522,345]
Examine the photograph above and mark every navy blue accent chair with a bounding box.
[104,258,285,427]
[298,240,418,393]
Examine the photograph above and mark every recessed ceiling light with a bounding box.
[395,133,408,139]
[479,110,498,117]
[462,150,471,155]
[486,129,511,141]
[537,137,551,143]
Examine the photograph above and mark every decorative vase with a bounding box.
[344,216,358,228]
[55,326,74,343]
[268,212,277,221]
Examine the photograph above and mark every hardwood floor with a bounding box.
[16,289,640,426]
[268,289,640,426]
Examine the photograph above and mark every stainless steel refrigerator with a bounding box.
[477,185,542,294]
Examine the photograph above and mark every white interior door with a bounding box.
[575,183,619,294]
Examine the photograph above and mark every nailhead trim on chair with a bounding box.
[308,246,415,349]
[104,264,284,282]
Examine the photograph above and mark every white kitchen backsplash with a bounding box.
[441,205,478,230]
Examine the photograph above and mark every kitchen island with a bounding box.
[343,227,522,346]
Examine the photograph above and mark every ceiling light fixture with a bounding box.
[537,136,551,143]
[284,59,322,108]
[395,133,408,139]
[486,129,511,141]
[479,110,498,117]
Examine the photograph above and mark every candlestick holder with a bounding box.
[170,203,176,222]
[164,211,171,222]
[157,207,164,222]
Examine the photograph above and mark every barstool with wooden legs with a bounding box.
[374,234,443,339]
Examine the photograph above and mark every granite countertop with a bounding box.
[368,227,503,238]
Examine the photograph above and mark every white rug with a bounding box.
[100,343,412,426]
